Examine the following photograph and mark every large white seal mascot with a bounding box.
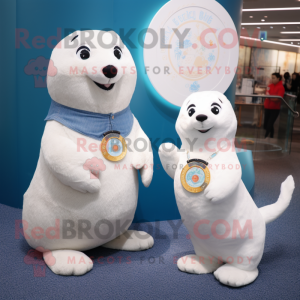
[159,91,295,287]
[23,30,154,276]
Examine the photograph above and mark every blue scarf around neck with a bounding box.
[45,100,134,141]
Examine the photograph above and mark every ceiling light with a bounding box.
[279,39,300,41]
[257,27,260,29]
[243,7,300,11]
[242,27,245,29]
[283,26,286,29]
[249,16,253,18]
[264,40,300,48]
[264,16,268,18]
[280,31,300,34]
[242,22,300,25]
[270,26,273,29]
[261,19,265,22]
[240,36,300,48]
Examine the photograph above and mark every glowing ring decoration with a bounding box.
[144,0,239,107]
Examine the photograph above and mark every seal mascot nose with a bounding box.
[102,65,118,78]
[196,114,208,122]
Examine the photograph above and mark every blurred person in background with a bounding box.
[289,72,300,95]
[292,72,300,104]
[264,73,285,138]
[283,72,292,92]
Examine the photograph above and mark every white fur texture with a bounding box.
[23,30,154,276]
[159,91,295,287]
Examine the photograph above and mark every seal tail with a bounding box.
[259,175,295,225]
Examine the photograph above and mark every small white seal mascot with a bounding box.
[159,91,295,287]
[23,30,154,276]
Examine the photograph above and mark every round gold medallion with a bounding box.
[180,159,210,193]
[100,131,127,162]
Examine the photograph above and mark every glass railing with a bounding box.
[234,93,298,160]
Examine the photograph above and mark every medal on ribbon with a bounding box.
[180,159,210,193]
[100,130,127,162]
[181,143,227,193]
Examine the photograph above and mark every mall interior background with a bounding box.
[233,0,300,158]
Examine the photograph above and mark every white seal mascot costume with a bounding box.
[159,91,295,287]
[23,30,154,276]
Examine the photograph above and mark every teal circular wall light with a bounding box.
[143,0,239,116]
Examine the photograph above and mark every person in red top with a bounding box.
[263,73,285,138]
